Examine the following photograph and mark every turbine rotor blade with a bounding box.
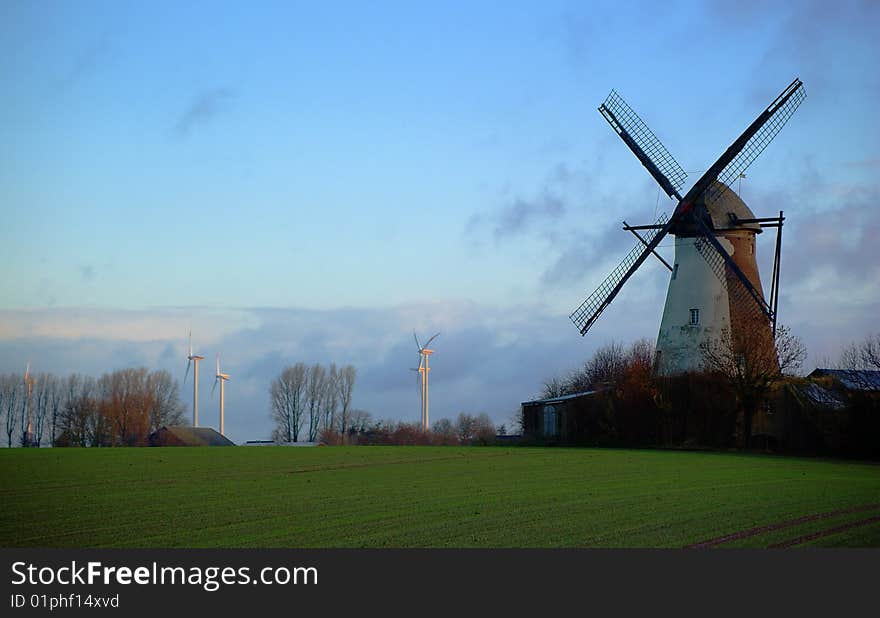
[212,377,218,397]
[184,359,191,384]
[413,331,421,351]
[424,333,440,348]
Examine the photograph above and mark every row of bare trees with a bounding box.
[329,412,499,446]
[836,333,880,371]
[270,362,358,443]
[0,369,185,447]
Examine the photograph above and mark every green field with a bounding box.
[1,446,879,548]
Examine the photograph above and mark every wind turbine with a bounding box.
[413,331,439,430]
[184,331,204,427]
[212,353,230,436]
[23,363,35,446]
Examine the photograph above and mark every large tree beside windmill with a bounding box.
[570,78,806,377]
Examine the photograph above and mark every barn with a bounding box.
[149,426,235,447]
[749,369,880,457]
[520,390,610,444]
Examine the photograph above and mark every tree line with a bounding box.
[0,368,185,447]
[343,413,499,446]
[534,329,880,452]
[269,362,504,446]
[270,362,358,443]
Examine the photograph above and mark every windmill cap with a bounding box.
[702,180,762,233]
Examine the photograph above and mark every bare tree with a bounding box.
[32,373,52,446]
[542,339,654,399]
[320,363,339,433]
[147,370,185,432]
[79,376,106,447]
[584,340,628,389]
[48,375,63,446]
[700,324,806,448]
[58,374,96,447]
[455,412,477,444]
[472,413,496,445]
[99,368,149,446]
[306,364,326,442]
[20,373,32,447]
[336,365,357,437]
[431,417,458,445]
[862,333,880,369]
[627,338,655,369]
[349,409,371,435]
[540,375,566,399]
[2,374,20,448]
[270,363,308,443]
[837,341,863,370]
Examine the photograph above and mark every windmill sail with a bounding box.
[599,90,687,200]
[691,212,773,320]
[570,212,669,335]
[571,78,805,339]
[693,78,806,207]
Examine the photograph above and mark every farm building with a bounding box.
[755,370,880,457]
[521,369,879,456]
[520,390,610,444]
[149,426,235,447]
[807,369,880,392]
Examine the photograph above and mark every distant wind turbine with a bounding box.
[184,331,204,427]
[413,331,439,431]
[212,353,230,436]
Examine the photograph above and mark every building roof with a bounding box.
[795,382,846,410]
[703,180,762,233]
[521,390,600,406]
[808,369,880,391]
[151,425,235,446]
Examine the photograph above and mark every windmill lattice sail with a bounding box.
[703,79,806,205]
[600,90,687,200]
[693,232,771,324]
[570,212,668,336]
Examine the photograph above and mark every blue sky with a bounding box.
[1,1,878,442]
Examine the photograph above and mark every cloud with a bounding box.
[467,163,586,243]
[55,37,114,94]
[0,303,597,443]
[0,307,256,342]
[172,88,235,138]
[78,265,95,281]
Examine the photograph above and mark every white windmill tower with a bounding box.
[569,78,805,374]
[184,331,205,427]
[212,353,230,436]
[412,332,439,430]
[23,362,35,447]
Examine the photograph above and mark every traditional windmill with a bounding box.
[570,78,806,374]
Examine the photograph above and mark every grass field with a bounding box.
[1,446,879,548]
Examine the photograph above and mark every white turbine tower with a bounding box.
[212,353,230,436]
[184,331,204,427]
[413,331,439,431]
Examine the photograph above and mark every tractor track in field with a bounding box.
[684,503,880,548]
[768,515,880,548]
